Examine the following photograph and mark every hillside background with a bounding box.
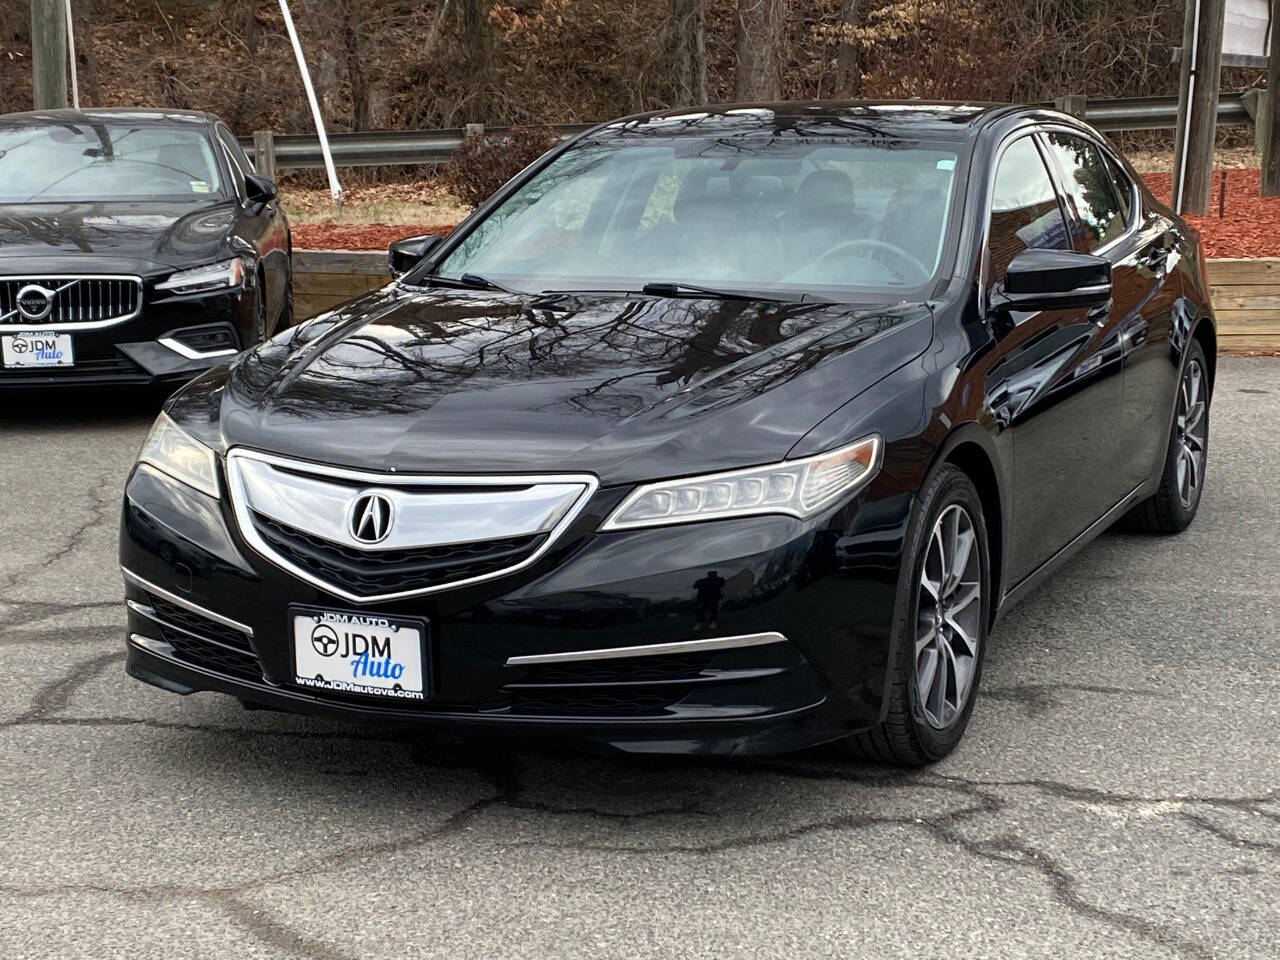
[0,0,1239,135]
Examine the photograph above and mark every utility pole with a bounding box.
[29,0,69,109]
[1172,0,1226,215]
[1264,0,1280,195]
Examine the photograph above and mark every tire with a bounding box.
[1119,340,1209,535]
[252,276,267,344]
[279,266,295,330]
[843,464,991,766]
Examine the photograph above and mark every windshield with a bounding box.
[433,136,962,299]
[0,120,224,203]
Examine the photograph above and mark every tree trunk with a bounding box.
[733,0,785,101]
[836,0,859,96]
[460,0,492,120]
[340,0,368,130]
[669,0,707,105]
[230,1,260,129]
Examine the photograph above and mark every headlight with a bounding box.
[137,412,220,498]
[156,258,245,294]
[602,436,881,531]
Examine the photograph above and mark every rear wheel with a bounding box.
[1120,340,1209,534]
[252,276,267,344]
[843,465,990,766]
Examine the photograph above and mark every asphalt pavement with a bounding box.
[1,358,1277,959]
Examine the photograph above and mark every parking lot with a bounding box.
[0,356,1275,959]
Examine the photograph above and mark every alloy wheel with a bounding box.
[915,504,982,729]
[1174,358,1207,509]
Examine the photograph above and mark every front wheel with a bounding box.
[842,464,990,766]
[1120,340,1210,534]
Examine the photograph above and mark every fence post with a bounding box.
[1264,0,1280,195]
[1172,0,1227,215]
[252,130,277,181]
[1054,95,1087,120]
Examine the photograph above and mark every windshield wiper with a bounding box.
[640,281,790,302]
[422,272,527,295]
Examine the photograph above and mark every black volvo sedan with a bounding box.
[0,108,291,388]
[120,102,1213,763]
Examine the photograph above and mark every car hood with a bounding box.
[174,287,933,486]
[0,200,236,274]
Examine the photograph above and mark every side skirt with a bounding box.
[993,479,1151,625]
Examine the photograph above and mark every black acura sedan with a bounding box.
[0,108,291,388]
[120,102,1213,763]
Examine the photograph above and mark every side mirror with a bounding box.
[388,234,443,276]
[244,172,278,205]
[989,248,1112,313]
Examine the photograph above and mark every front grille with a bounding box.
[148,594,262,683]
[0,276,141,326]
[251,512,547,595]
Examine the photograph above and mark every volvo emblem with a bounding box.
[15,285,55,322]
[350,492,393,544]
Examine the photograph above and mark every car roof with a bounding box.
[0,107,220,128]
[589,100,1028,142]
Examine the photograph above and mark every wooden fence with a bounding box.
[293,250,1280,353]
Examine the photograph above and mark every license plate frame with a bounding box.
[1,331,74,368]
[289,604,430,702]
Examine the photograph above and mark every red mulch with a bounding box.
[1140,168,1280,259]
[296,170,1280,261]
[292,222,452,251]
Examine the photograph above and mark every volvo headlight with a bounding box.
[138,413,220,498]
[602,436,881,531]
[156,258,245,294]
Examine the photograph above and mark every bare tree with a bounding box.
[837,0,859,96]
[669,0,707,105]
[460,0,492,120]
[339,0,368,130]
[733,0,785,101]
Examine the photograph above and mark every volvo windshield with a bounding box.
[0,120,224,203]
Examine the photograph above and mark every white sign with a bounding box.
[1225,0,1271,61]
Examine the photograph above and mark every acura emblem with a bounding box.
[15,284,54,322]
[349,492,393,544]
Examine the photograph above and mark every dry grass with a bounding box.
[281,180,472,227]
[1127,146,1260,174]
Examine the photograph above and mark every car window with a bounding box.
[0,120,224,202]
[1042,133,1128,252]
[433,137,961,299]
[1103,152,1134,226]
[987,136,1070,283]
[215,125,248,196]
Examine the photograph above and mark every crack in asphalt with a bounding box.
[0,474,116,594]
[919,822,1217,960]
[1,637,1273,960]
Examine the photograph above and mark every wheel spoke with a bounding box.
[1185,400,1205,434]
[915,619,937,657]
[1185,444,1200,493]
[945,613,979,656]
[917,647,939,706]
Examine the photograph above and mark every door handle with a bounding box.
[1087,298,1113,328]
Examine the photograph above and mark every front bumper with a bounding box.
[0,287,248,389]
[119,461,914,756]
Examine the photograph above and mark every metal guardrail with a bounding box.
[239,94,1252,170]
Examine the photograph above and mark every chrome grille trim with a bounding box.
[505,633,788,666]
[0,274,143,331]
[121,567,254,636]
[225,448,600,604]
